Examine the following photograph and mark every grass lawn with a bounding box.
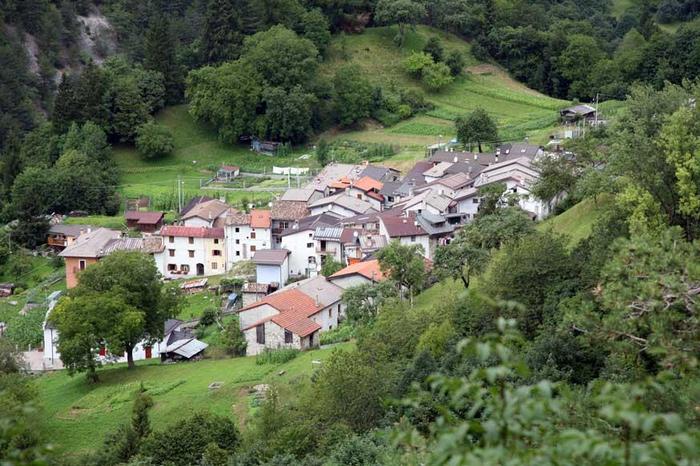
[537,196,613,246]
[36,343,353,455]
[114,105,316,206]
[0,255,65,347]
[177,290,222,321]
[323,26,569,154]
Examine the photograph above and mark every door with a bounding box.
[196,263,204,276]
[145,346,152,359]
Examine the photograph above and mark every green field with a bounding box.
[36,342,353,455]
[322,26,569,151]
[537,196,612,246]
[113,106,317,207]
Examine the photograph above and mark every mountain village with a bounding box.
[38,138,562,368]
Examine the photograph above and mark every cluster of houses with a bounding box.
[45,140,559,360]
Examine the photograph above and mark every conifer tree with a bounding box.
[202,0,241,63]
[144,17,184,104]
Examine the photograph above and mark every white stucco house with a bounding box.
[378,213,431,259]
[472,156,555,220]
[279,213,341,277]
[154,226,226,277]
[224,209,272,265]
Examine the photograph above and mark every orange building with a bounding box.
[59,228,163,288]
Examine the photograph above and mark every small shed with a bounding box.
[251,138,282,156]
[180,278,208,294]
[560,104,598,124]
[252,249,290,286]
[124,211,164,233]
[217,165,240,182]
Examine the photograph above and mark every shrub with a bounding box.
[446,50,465,76]
[199,307,219,327]
[140,412,239,465]
[222,318,247,356]
[404,52,433,77]
[255,348,300,365]
[135,122,174,159]
[423,37,444,62]
[421,62,453,91]
[319,323,355,345]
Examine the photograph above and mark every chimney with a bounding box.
[474,154,478,160]
[453,156,458,163]
[495,155,499,162]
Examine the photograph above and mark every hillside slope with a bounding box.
[35,343,352,455]
[322,26,569,147]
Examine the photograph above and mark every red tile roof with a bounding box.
[330,259,384,281]
[125,211,164,224]
[354,176,383,192]
[250,209,271,228]
[240,288,323,337]
[239,288,319,315]
[271,311,321,337]
[160,226,224,239]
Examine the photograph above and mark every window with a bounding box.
[275,237,282,244]
[280,221,289,229]
[212,262,218,270]
[167,264,176,271]
[214,239,219,244]
[236,251,240,256]
[307,242,313,248]
[473,198,479,204]
[235,227,240,233]
[168,236,174,243]
[337,304,341,313]
[250,245,256,252]
[235,239,240,244]
[250,232,256,239]
[410,235,416,242]
[181,264,190,273]
[309,233,313,238]
[188,237,194,244]
[188,250,194,258]
[357,194,362,199]
[284,330,293,344]
[328,308,332,318]
[169,249,175,257]
[256,324,265,344]
[212,250,221,256]
[79,260,86,270]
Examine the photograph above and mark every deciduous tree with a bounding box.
[455,107,498,152]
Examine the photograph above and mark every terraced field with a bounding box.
[323,26,569,148]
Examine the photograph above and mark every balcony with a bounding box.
[315,247,338,255]
[47,236,67,248]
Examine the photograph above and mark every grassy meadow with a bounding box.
[323,26,570,149]
[537,196,613,246]
[35,343,353,455]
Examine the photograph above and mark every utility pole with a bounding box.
[177,175,182,213]
[594,92,599,127]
